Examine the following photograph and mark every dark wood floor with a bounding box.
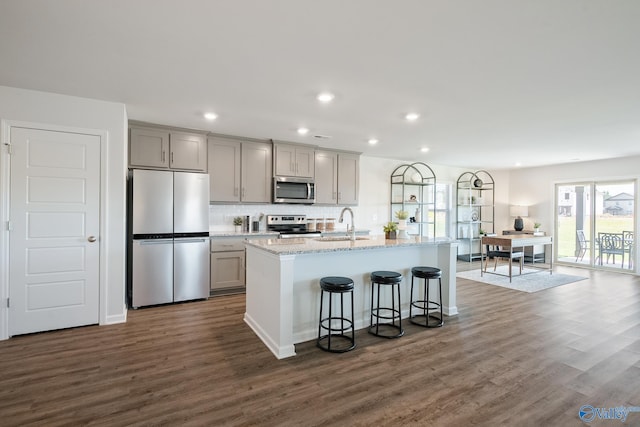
[1,264,640,426]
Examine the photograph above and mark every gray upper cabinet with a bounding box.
[208,136,272,203]
[129,127,169,168]
[129,126,207,171]
[208,137,241,202]
[274,143,315,178]
[169,131,207,171]
[315,150,360,205]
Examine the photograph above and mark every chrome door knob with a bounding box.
[88,236,97,242]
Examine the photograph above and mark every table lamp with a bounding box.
[510,205,528,231]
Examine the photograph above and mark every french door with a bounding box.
[556,180,636,271]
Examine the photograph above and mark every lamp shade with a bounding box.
[509,205,529,218]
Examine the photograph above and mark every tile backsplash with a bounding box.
[209,204,351,232]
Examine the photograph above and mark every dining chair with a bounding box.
[598,232,625,267]
[623,230,634,269]
[576,230,589,262]
[485,245,524,276]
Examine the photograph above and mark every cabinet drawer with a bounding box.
[210,239,245,252]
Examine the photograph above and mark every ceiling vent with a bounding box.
[313,134,332,140]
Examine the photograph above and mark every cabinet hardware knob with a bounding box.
[88,236,97,242]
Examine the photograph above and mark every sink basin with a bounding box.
[315,236,370,242]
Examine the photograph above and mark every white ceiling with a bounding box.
[1,0,639,169]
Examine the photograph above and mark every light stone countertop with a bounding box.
[208,229,370,238]
[209,230,279,238]
[244,235,458,255]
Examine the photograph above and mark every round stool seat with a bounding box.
[370,270,403,284]
[411,266,441,279]
[320,276,354,292]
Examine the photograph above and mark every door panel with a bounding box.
[174,238,209,301]
[131,239,174,307]
[131,169,173,235]
[174,172,209,233]
[9,127,100,336]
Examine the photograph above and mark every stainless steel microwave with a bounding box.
[273,176,315,204]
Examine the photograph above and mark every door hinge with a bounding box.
[3,141,11,154]
[6,221,12,231]
[6,298,9,308]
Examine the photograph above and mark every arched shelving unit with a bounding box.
[456,170,495,261]
[390,162,436,238]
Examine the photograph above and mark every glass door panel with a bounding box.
[556,180,635,271]
[556,184,592,266]
[594,182,634,270]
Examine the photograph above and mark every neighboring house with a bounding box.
[557,187,604,217]
[604,192,634,215]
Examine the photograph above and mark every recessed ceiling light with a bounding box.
[368,138,379,145]
[204,112,218,120]
[405,113,420,121]
[297,127,309,135]
[515,162,522,167]
[420,147,429,153]
[317,92,335,103]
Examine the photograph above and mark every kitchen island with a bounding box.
[243,235,459,359]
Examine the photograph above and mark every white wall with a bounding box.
[507,156,640,235]
[0,85,128,338]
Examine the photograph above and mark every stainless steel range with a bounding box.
[266,214,322,239]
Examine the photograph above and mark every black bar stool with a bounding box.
[317,276,356,353]
[369,270,404,338]
[409,266,443,328]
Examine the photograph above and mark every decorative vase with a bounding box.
[385,231,397,240]
[234,225,242,233]
[514,217,524,231]
[397,219,409,239]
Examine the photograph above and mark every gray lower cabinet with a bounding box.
[208,136,272,203]
[210,239,246,294]
[314,150,360,205]
[129,125,207,171]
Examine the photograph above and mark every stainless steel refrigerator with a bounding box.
[128,169,210,308]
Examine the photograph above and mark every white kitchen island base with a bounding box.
[244,236,458,359]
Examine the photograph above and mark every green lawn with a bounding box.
[557,215,633,258]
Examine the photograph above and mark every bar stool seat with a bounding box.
[317,276,356,353]
[410,266,443,328]
[369,270,404,338]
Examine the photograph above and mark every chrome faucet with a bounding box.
[339,207,356,241]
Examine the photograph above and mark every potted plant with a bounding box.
[534,222,541,233]
[233,216,243,232]
[383,221,398,239]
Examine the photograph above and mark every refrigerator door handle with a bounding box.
[139,239,173,245]
[174,238,207,244]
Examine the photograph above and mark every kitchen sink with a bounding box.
[315,236,370,242]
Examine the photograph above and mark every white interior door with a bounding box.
[8,126,100,336]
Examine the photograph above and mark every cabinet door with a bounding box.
[314,150,338,204]
[169,132,207,171]
[129,127,169,168]
[295,146,315,178]
[210,250,245,290]
[337,153,359,205]
[242,142,272,202]
[274,144,296,176]
[208,137,241,202]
